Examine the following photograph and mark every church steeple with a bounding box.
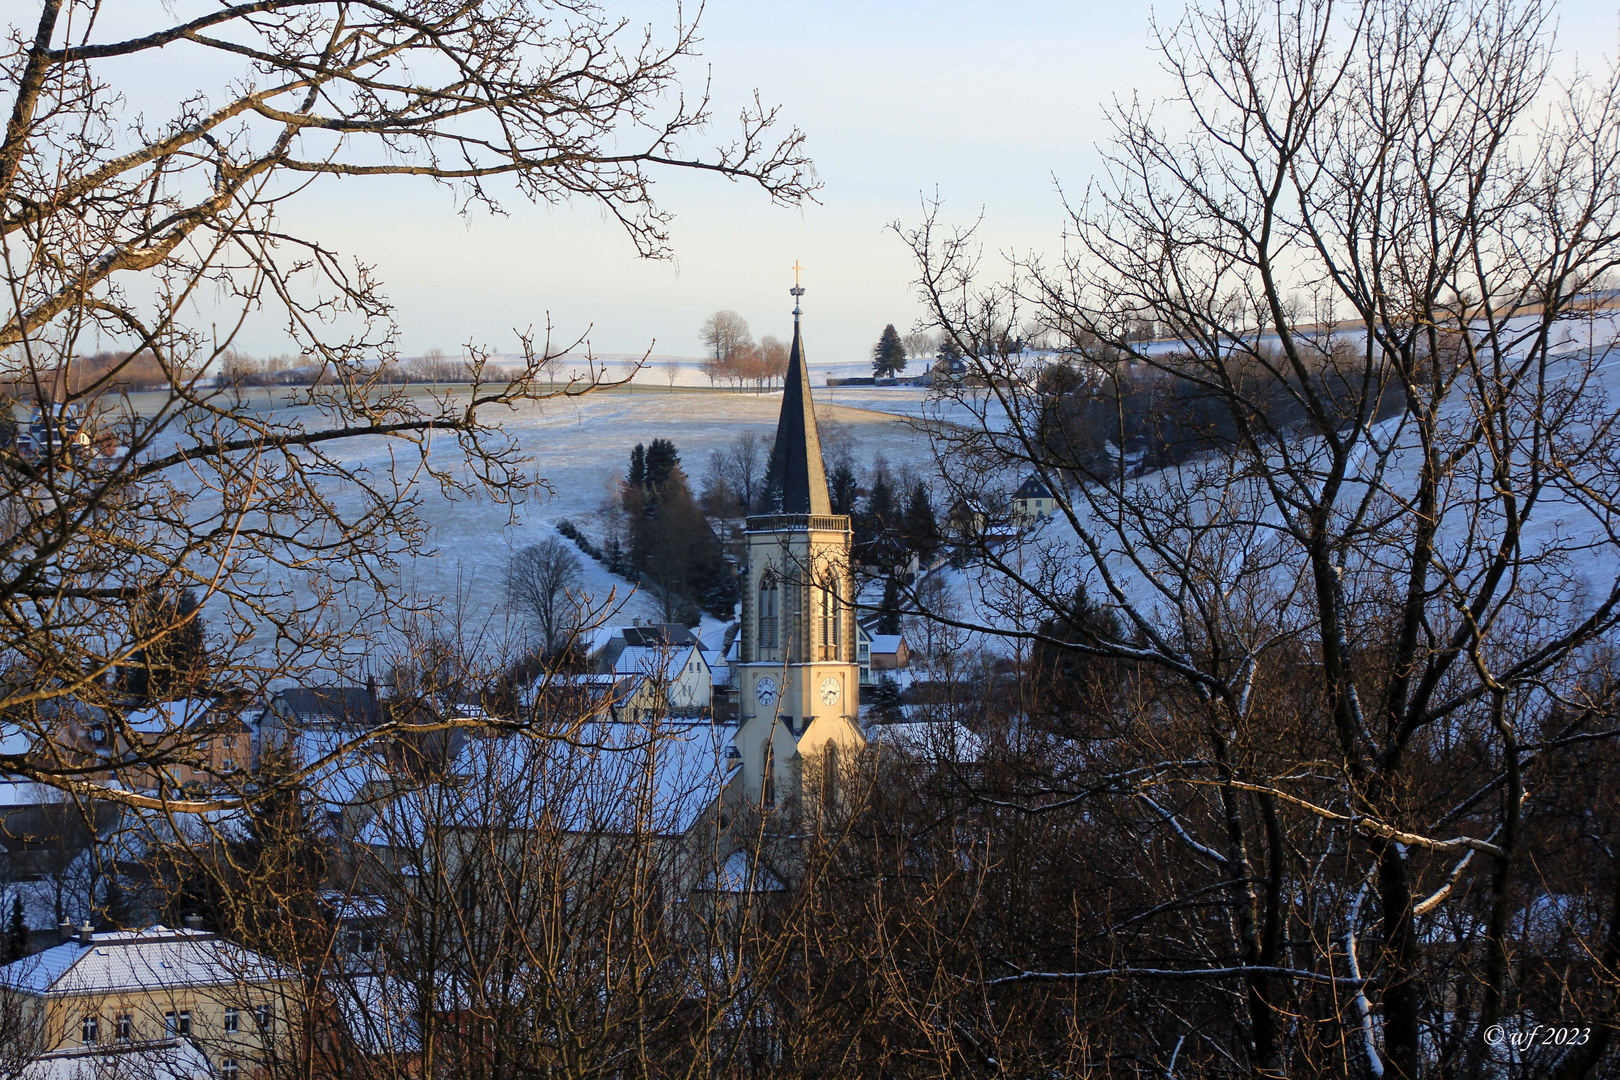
[765,267,832,515]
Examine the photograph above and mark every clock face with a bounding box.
[820,677,841,706]
[755,677,779,707]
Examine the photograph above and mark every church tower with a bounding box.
[731,272,864,812]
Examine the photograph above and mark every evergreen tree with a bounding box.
[644,438,680,491]
[828,461,860,516]
[867,673,902,720]
[1031,585,1127,728]
[4,894,25,962]
[627,443,646,488]
[861,470,896,543]
[902,480,940,559]
[124,588,206,702]
[877,575,902,635]
[626,446,735,620]
[872,324,907,378]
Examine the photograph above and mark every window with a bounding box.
[762,742,775,808]
[823,740,840,809]
[224,1007,239,1033]
[758,574,779,649]
[222,1060,239,1079]
[116,1014,131,1041]
[255,1004,273,1032]
[222,757,234,770]
[81,1015,98,1045]
[819,578,841,660]
[165,1010,191,1036]
[91,727,105,744]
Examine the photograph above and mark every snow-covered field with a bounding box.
[159,384,942,665]
[404,389,936,628]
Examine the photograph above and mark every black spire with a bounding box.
[764,274,831,515]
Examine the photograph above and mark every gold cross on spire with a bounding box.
[789,260,805,320]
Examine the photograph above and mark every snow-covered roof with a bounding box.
[104,805,253,863]
[0,880,73,932]
[1,925,292,997]
[18,1036,216,1080]
[122,698,219,736]
[328,974,422,1056]
[0,724,31,758]
[1014,475,1054,500]
[868,720,982,763]
[519,672,644,711]
[705,651,731,689]
[271,685,381,727]
[618,624,700,648]
[0,779,65,808]
[362,721,739,844]
[613,644,699,679]
[697,850,784,893]
[869,634,905,655]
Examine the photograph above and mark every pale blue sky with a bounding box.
[137,2,1620,363]
[283,1,1171,365]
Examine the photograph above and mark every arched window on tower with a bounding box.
[759,572,779,650]
[818,576,841,661]
[822,739,839,812]
[762,740,776,808]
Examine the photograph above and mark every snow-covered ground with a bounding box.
[925,330,1620,672]
[153,385,942,668]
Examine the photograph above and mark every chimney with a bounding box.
[77,920,93,946]
[57,918,73,944]
[183,913,204,932]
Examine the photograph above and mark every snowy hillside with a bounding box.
[927,319,1620,664]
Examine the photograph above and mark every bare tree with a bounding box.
[703,432,766,518]
[898,1,1620,1077]
[902,330,936,360]
[700,311,755,389]
[757,335,790,389]
[0,0,813,809]
[506,539,585,656]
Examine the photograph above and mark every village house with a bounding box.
[0,920,297,1079]
[119,697,255,792]
[254,684,384,768]
[586,623,713,717]
[867,631,910,673]
[1011,473,1057,525]
[24,695,254,794]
